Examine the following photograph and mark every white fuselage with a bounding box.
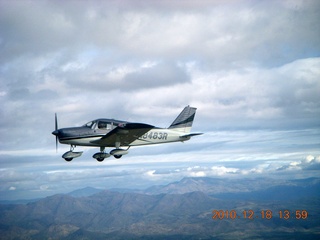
[131,128,190,146]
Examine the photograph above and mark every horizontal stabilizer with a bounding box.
[180,133,203,139]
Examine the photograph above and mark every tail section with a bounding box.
[168,106,197,133]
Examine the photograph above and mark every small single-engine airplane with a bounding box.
[52,106,202,162]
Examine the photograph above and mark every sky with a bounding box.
[0,0,320,200]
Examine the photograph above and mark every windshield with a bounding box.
[83,121,95,128]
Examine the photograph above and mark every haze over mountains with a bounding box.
[1,177,319,239]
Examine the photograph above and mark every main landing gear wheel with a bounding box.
[110,148,129,158]
[93,153,110,162]
[96,157,105,162]
[92,147,111,162]
[65,158,73,162]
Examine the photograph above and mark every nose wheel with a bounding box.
[62,145,83,162]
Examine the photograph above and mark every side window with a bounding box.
[98,121,113,130]
[98,121,107,129]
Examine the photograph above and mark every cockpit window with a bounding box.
[98,121,106,129]
[97,121,112,130]
[83,121,94,128]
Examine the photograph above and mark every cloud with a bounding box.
[145,170,156,177]
[2,0,319,65]
[275,155,320,172]
[292,155,320,170]
[211,166,239,176]
[123,61,190,89]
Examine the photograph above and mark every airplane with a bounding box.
[52,106,202,162]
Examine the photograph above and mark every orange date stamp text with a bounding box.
[212,209,308,220]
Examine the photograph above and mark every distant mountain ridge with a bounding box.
[213,183,320,201]
[2,177,319,204]
[0,191,223,239]
[68,186,103,197]
[0,177,319,239]
[144,176,320,196]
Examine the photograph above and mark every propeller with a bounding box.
[53,113,59,152]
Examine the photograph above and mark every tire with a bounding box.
[114,155,122,159]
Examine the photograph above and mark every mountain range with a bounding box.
[0,177,319,239]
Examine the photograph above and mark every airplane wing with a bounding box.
[91,123,154,147]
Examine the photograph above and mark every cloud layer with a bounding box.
[1,128,319,200]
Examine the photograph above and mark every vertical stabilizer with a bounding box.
[168,106,197,133]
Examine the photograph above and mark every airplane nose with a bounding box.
[52,130,59,136]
